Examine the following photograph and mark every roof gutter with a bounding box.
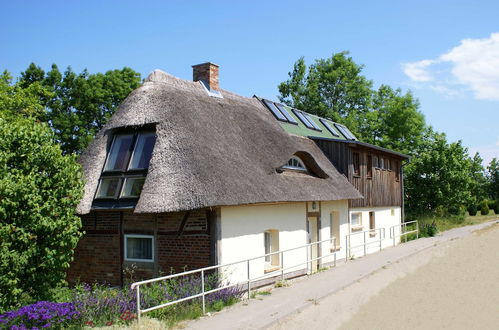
[309,136,410,159]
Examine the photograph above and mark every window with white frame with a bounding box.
[264,230,279,267]
[282,156,307,171]
[124,234,154,262]
[351,212,362,228]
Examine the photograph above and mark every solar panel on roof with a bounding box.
[293,109,315,129]
[263,99,287,121]
[304,114,322,131]
[319,119,340,137]
[275,104,298,124]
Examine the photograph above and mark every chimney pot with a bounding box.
[192,62,220,90]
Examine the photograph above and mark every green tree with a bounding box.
[369,85,426,155]
[278,53,426,154]
[0,113,83,312]
[18,63,141,154]
[404,129,473,215]
[468,153,488,205]
[487,158,499,200]
[278,52,373,137]
[0,71,52,120]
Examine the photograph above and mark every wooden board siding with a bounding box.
[314,140,403,208]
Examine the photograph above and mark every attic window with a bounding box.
[96,130,156,200]
[262,99,298,124]
[292,109,322,131]
[319,119,340,137]
[334,123,357,141]
[282,156,307,171]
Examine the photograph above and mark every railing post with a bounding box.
[345,235,349,262]
[334,251,337,267]
[416,221,419,239]
[247,260,251,299]
[363,231,367,256]
[379,228,382,251]
[309,244,313,272]
[393,227,396,246]
[280,251,284,281]
[201,269,206,314]
[136,285,141,323]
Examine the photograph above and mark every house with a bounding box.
[68,63,408,286]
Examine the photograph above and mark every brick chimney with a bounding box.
[192,62,219,90]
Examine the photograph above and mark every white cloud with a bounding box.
[402,33,499,100]
[402,59,434,82]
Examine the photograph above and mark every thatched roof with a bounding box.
[77,70,362,214]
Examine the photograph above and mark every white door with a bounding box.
[307,216,319,272]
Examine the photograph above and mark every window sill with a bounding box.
[351,226,363,232]
[330,246,341,252]
[264,266,281,274]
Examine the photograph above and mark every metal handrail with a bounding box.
[131,236,337,321]
[345,227,385,261]
[390,220,419,244]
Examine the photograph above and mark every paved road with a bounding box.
[183,220,499,330]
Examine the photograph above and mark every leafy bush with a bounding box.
[467,204,478,216]
[480,200,489,216]
[489,199,498,214]
[0,301,79,329]
[419,221,438,237]
[0,115,83,312]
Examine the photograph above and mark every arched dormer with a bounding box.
[278,152,329,179]
[282,156,307,171]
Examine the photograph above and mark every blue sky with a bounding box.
[1,0,498,164]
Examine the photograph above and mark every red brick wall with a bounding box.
[68,209,212,286]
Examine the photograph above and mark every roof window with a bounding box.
[96,130,156,201]
[334,123,357,140]
[319,119,340,137]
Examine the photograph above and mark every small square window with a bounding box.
[125,234,154,262]
[96,178,121,199]
[351,212,362,228]
[121,177,146,198]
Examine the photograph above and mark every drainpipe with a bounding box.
[400,159,410,223]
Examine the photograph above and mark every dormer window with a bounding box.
[95,130,156,201]
[282,156,307,171]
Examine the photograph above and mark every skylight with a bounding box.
[319,119,340,137]
[334,123,357,140]
[263,99,287,121]
[304,114,322,131]
[275,104,298,124]
[293,109,322,131]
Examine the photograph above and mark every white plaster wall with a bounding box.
[220,202,308,284]
[346,207,402,258]
[319,200,350,263]
[218,202,400,284]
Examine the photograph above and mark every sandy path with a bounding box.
[271,223,499,330]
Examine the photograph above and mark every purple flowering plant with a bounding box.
[0,301,79,329]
